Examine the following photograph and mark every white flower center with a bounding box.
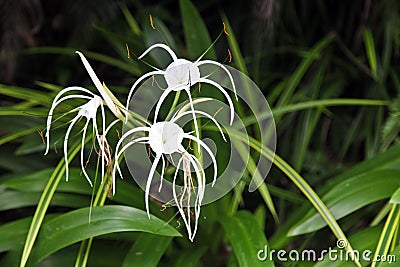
[165,59,200,90]
[148,121,184,155]
[78,96,102,119]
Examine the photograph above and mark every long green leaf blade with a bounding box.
[28,205,180,266]
[220,211,275,267]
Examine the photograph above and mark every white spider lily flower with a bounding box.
[125,43,237,151]
[113,110,226,241]
[45,90,106,186]
[45,52,125,186]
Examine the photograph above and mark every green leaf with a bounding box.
[23,47,140,75]
[276,34,334,109]
[0,218,34,253]
[242,98,389,127]
[20,141,82,267]
[378,245,400,267]
[172,246,207,267]
[371,204,399,267]
[220,211,275,267]
[290,170,400,236]
[221,14,247,75]
[226,127,361,266]
[122,234,172,267]
[120,3,142,36]
[0,215,57,253]
[315,225,382,267]
[0,190,87,211]
[363,28,378,80]
[180,0,215,60]
[27,205,180,266]
[390,187,400,204]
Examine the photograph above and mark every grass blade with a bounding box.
[363,28,379,80]
[20,140,82,267]
[371,204,400,267]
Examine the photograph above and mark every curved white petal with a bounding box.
[45,94,93,155]
[92,108,106,183]
[198,78,235,125]
[183,133,218,187]
[103,119,121,136]
[153,87,173,124]
[125,70,165,122]
[172,157,193,239]
[187,153,205,240]
[100,102,106,181]
[115,127,150,156]
[51,86,96,105]
[172,110,227,141]
[138,43,178,61]
[184,88,200,154]
[196,60,237,100]
[63,115,80,182]
[112,136,149,195]
[80,119,93,187]
[145,154,161,218]
[158,155,166,192]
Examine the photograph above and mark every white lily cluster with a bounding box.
[45,43,236,241]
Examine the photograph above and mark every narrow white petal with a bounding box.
[184,88,201,154]
[92,115,105,183]
[199,78,235,125]
[158,155,166,192]
[172,158,193,240]
[153,87,173,124]
[104,119,120,136]
[139,43,178,61]
[145,155,161,219]
[125,70,165,122]
[45,94,92,155]
[197,60,237,100]
[112,136,149,195]
[63,115,80,182]
[115,127,150,157]
[80,119,93,187]
[183,133,218,186]
[173,110,226,141]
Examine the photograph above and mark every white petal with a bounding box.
[80,119,93,187]
[196,60,237,100]
[184,88,200,154]
[153,87,173,124]
[63,115,80,182]
[45,94,92,155]
[199,78,235,125]
[172,158,193,240]
[76,51,122,118]
[112,136,149,195]
[145,155,161,218]
[126,70,165,123]
[158,155,166,192]
[138,43,178,61]
[172,110,226,141]
[183,133,218,186]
